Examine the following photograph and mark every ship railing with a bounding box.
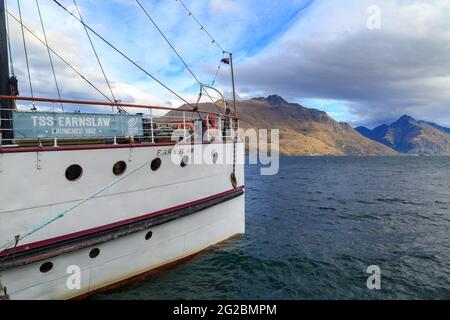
[0,96,239,147]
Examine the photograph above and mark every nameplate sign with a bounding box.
[12,111,143,139]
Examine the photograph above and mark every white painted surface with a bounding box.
[0,143,245,246]
[1,195,245,300]
[0,142,245,300]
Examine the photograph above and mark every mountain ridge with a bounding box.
[356,115,450,155]
[169,95,397,156]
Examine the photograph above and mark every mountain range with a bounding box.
[229,95,398,156]
[168,95,450,156]
[170,95,396,156]
[356,115,450,155]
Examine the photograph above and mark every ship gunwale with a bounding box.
[0,186,244,269]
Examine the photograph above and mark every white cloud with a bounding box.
[233,0,450,127]
[209,0,241,13]
[5,0,243,112]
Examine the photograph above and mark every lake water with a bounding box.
[94,157,450,300]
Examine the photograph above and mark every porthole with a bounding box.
[65,164,83,181]
[180,156,189,168]
[145,231,153,240]
[212,152,219,164]
[89,248,100,259]
[151,158,162,171]
[40,262,53,273]
[113,161,127,176]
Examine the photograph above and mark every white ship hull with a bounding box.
[0,142,245,300]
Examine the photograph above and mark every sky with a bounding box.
[4,0,450,127]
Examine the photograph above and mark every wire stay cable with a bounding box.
[174,0,230,88]
[135,0,200,86]
[175,0,227,54]
[35,0,64,111]
[203,86,225,115]
[211,52,226,86]
[72,0,126,114]
[16,0,35,107]
[7,10,116,105]
[52,0,195,109]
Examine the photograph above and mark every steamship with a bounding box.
[0,1,245,300]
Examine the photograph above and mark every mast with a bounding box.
[0,0,15,145]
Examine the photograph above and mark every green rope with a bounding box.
[0,159,148,253]
[0,135,195,254]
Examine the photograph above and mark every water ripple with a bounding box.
[94,157,450,300]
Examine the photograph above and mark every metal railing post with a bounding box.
[0,96,234,147]
[183,112,187,140]
[218,115,222,142]
[150,109,155,144]
[206,115,210,142]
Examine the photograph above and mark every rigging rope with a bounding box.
[0,1,239,258]
[16,0,35,108]
[0,160,152,254]
[175,0,226,54]
[72,0,126,114]
[51,0,195,109]
[0,132,196,256]
[135,0,225,113]
[35,0,63,112]
[211,52,225,86]
[173,0,229,98]
[135,0,200,86]
[7,11,116,105]
[202,86,224,115]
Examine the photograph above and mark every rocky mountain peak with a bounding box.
[356,114,450,155]
[394,115,416,125]
[253,95,288,105]
[167,94,397,156]
[266,95,288,104]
